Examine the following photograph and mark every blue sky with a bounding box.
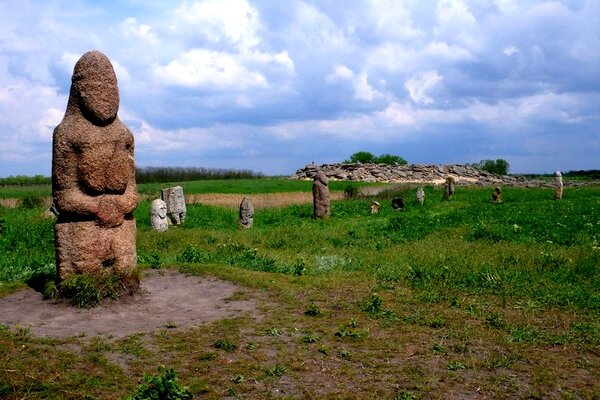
[0,0,598,176]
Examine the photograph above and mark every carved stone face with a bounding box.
[158,203,167,219]
[72,51,119,123]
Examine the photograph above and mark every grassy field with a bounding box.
[0,182,599,399]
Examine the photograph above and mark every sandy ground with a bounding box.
[0,270,256,339]
[185,191,345,209]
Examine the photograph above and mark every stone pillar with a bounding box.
[239,197,254,228]
[416,187,425,205]
[161,186,186,225]
[554,171,563,200]
[370,201,380,214]
[443,176,455,200]
[52,50,137,281]
[150,199,169,232]
[312,171,330,219]
[492,187,502,203]
[392,197,405,210]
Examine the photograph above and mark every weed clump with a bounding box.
[45,271,140,308]
[126,365,192,400]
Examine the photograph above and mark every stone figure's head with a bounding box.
[71,51,119,124]
[554,171,562,178]
[151,199,168,219]
[495,187,501,194]
[314,171,329,186]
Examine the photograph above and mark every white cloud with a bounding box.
[326,66,381,101]
[121,17,159,44]
[153,48,267,89]
[175,0,260,51]
[405,71,443,104]
[503,46,518,56]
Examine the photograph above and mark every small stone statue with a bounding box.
[443,176,455,200]
[416,187,425,205]
[391,197,405,210]
[52,50,137,281]
[491,187,502,203]
[161,186,186,225]
[239,197,254,228]
[312,171,330,219]
[554,171,563,200]
[150,199,169,232]
[370,201,380,214]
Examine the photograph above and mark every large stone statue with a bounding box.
[554,171,563,200]
[52,50,137,282]
[312,171,330,219]
[239,197,254,228]
[150,199,169,232]
[161,186,186,225]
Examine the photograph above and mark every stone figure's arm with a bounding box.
[52,131,102,217]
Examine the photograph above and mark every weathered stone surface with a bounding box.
[416,187,425,205]
[554,171,563,200]
[392,197,405,210]
[492,187,502,203]
[443,177,455,200]
[150,199,169,232]
[239,197,254,228]
[161,186,186,225]
[312,171,330,219]
[52,50,137,281]
[290,163,557,188]
[371,201,380,214]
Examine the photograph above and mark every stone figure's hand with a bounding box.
[96,196,124,227]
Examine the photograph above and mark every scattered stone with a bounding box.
[150,199,169,232]
[492,187,502,203]
[52,50,138,281]
[312,171,330,219]
[554,171,563,200]
[370,201,380,214]
[239,197,254,228]
[416,187,425,205]
[392,197,405,210]
[443,177,455,200]
[161,186,186,225]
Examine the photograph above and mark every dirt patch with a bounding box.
[185,191,345,209]
[0,269,257,339]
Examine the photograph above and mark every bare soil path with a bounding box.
[0,269,256,339]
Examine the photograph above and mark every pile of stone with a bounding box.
[290,163,580,188]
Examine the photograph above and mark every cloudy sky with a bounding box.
[0,0,598,176]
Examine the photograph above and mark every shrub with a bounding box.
[51,271,140,308]
[126,365,192,400]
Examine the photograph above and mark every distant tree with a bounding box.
[345,151,376,164]
[374,153,408,165]
[469,159,510,175]
[344,151,408,165]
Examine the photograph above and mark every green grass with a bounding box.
[0,182,599,398]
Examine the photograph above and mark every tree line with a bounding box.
[0,167,264,186]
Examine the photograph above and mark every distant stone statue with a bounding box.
[239,197,254,228]
[416,187,425,205]
[312,171,330,219]
[370,201,380,214]
[150,199,169,232]
[443,176,455,200]
[492,187,502,203]
[554,171,563,200]
[52,50,137,282]
[392,197,405,210]
[161,186,186,225]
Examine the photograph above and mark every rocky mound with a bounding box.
[291,163,558,188]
